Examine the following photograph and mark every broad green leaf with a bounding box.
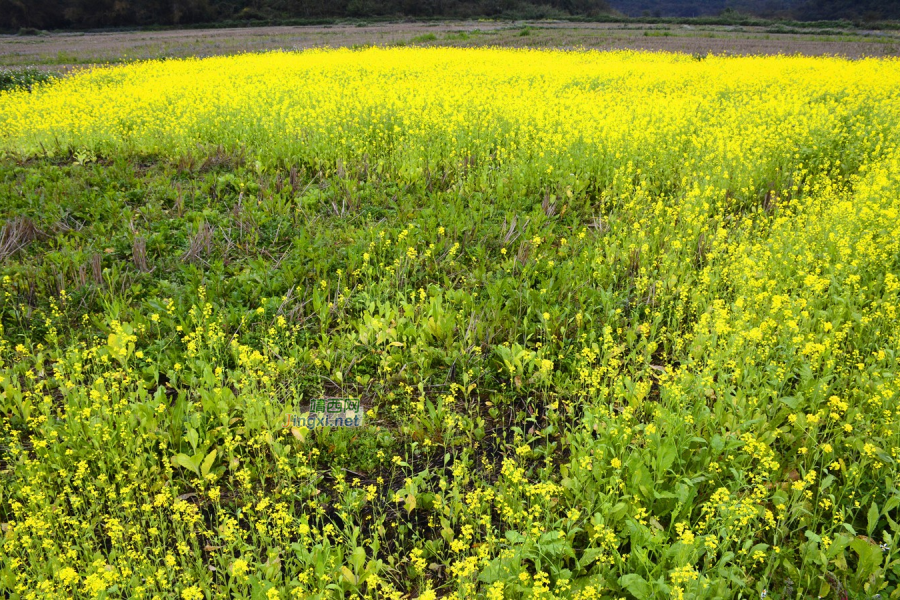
[505,530,526,544]
[867,501,880,537]
[173,453,199,475]
[340,565,357,585]
[578,548,604,569]
[350,546,366,573]
[186,427,199,451]
[200,449,217,478]
[618,574,651,599]
[657,443,677,474]
[851,538,883,580]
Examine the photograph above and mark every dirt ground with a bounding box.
[1,20,898,69]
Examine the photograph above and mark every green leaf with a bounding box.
[350,546,366,573]
[657,443,677,474]
[186,427,199,451]
[578,548,604,570]
[618,573,652,599]
[173,453,199,476]
[886,514,900,533]
[200,449,217,478]
[537,532,570,558]
[608,502,628,522]
[827,533,853,559]
[778,396,799,409]
[505,530,526,544]
[340,565,357,585]
[479,554,520,584]
[851,538,883,580]
[868,501,880,537]
[630,463,654,500]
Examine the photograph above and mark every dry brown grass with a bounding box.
[0,217,42,262]
[1,20,897,70]
[91,253,103,284]
[182,221,214,264]
[132,236,152,273]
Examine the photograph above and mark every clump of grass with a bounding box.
[410,33,438,44]
[445,31,470,41]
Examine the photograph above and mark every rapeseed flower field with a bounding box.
[1,47,899,599]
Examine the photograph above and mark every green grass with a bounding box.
[410,33,439,44]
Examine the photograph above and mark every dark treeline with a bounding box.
[791,0,900,21]
[607,0,899,19]
[0,0,612,30]
[1,0,896,30]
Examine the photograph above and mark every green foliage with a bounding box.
[410,33,438,43]
[0,67,58,92]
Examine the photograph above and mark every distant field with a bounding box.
[1,20,899,69]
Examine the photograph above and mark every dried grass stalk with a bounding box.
[182,221,214,263]
[0,217,42,262]
[133,236,153,273]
